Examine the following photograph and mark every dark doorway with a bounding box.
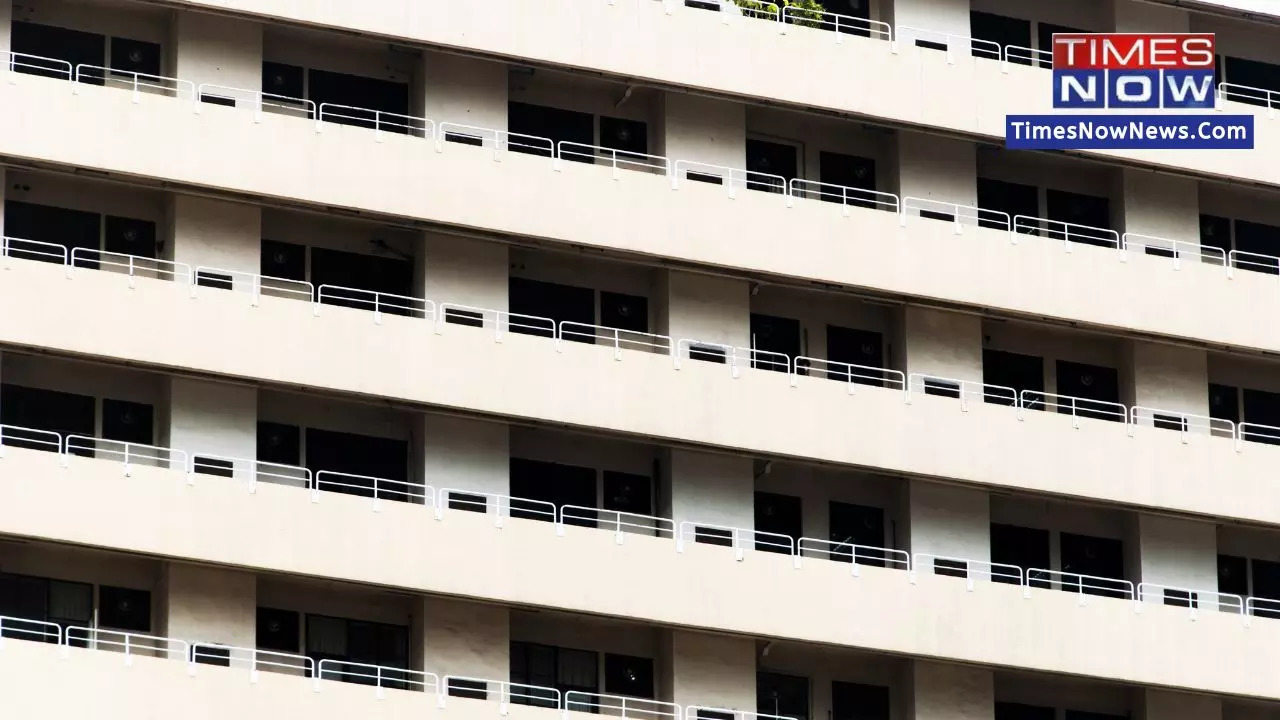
[307,615,411,688]
[754,491,802,554]
[829,501,886,566]
[746,139,798,194]
[1243,388,1280,444]
[104,216,157,259]
[990,523,1050,587]
[510,458,596,525]
[1233,220,1280,275]
[976,178,1038,232]
[602,471,652,516]
[971,12,1031,64]
[1055,360,1121,422]
[101,399,154,446]
[1224,56,1280,109]
[1199,214,1232,257]
[309,68,410,132]
[509,277,595,341]
[310,247,414,314]
[4,200,101,267]
[832,681,890,720]
[826,326,884,385]
[819,151,877,208]
[982,349,1043,407]
[1060,532,1125,598]
[508,102,594,159]
[0,384,95,454]
[599,117,649,158]
[757,672,809,720]
[1045,190,1113,248]
[1209,383,1240,424]
[1251,559,1280,618]
[305,428,409,498]
[750,314,800,372]
[996,703,1056,720]
[1217,554,1248,597]
[10,22,105,82]
[599,292,649,334]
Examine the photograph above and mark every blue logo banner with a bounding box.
[1005,114,1254,150]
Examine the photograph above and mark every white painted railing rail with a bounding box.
[65,626,190,660]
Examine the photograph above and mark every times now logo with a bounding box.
[1052,33,1216,109]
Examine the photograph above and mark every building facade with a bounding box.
[1,0,1280,718]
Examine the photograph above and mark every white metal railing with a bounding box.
[670,160,788,200]
[1013,215,1120,251]
[73,64,195,101]
[558,321,672,357]
[912,553,1022,584]
[435,303,556,340]
[436,489,558,524]
[441,676,562,708]
[1025,568,1135,599]
[192,266,314,304]
[1239,422,1280,446]
[1246,596,1280,618]
[64,626,189,659]
[195,83,316,119]
[687,708,795,720]
[317,103,435,139]
[0,615,61,644]
[1129,407,1234,439]
[0,424,64,454]
[797,537,910,570]
[677,521,794,557]
[1004,45,1052,67]
[1136,583,1244,614]
[316,659,438,692]
[788,179,898,213]
[7,51,73,79]
[901,196,1003,233]
[1020,390,1127,426]
[565,692,682,720]
[189,454,311,491]
[782,6,892,40]
[556,142,670,176]
[312,471,433,505]
[896,26,1001,62]
[793,357,905,391]
[191,643,314,675]
[674,339,790,377]
[1,235,69,264]
[437,122,554,157]
[316,284,436,321]
[1121,233,1227,269]
[1228,249,1280,276]
[907,374,1017,408]
[64,436,188,472]
[1218,82,1280,110]
[70,247,192,283]
[559,505,676,538]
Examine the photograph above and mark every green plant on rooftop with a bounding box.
[733,0,826,28]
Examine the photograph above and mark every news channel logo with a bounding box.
[1005,33,1255,150]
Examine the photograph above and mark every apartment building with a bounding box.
[4,0,1280,718]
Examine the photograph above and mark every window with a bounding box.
[1036,23,1085,69]
[982,349,1043,407]
[257,422,301,466]
[599,117,649,158]
[510,458,596,525]
[689,344,728,364]
[98,586,151,632]
[818,152,877,209]
[10,22,105,83]
[510,642,599,708]
[262,61,304,100]
[923,378,961,399]
[109,37,161,78]
[509,277,594,340]
[757,672,809,720]
[1218,554,1248,597]
[0,384,95,454]
[305,428,409,498]
[745,139,798,194]
[600,292,649,335]
[1223,55,1280,109]
[995,703,1055,720]
[103,216,157,259]
[260,239,306,281]
[603,471,653,516]
[971,12,1030,64]
[307,615,411,688]
[308,68,410,132]
[828,502,886,566]
[4,200,101,266]
[310,247,414,313]
[754,492,802,554]
[445,308,485,327]
[257,607,300,653]
[832,681,890,720]
[750,314,800,372]
[1233,220,1280,275]
[1045,190,1112,248]
[991,523,1050,587]
[192,644,232,666]
[1209,383,1240,425]
[1243,389,1280,445]
[826,327,884,385]
[604,654,654,699]
[101,399,154,446]
[1059,532,1126,598]
[0,573,93,642]
[976,178,1037,232]
[1055,360,1121,422]
[508,102,594,159]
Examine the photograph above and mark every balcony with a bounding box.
[147,0,1280,187]
[1,442,1279,700]
[1,73,1280,356]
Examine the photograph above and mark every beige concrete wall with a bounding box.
[663,449,753,529]
[160,562,255,647]
[169,195,261,287]
[1124,342,1210,419]
[418,413,509,496]
[1129,514,1219,595]
[416,50,507,131]
[1143,689,1223,720]
[661,271,749,348]
[142,0,1280,189]
[164,377,257,462]
[897,306,981,382]
[170,10,263,90]
[8,447,1280,697]
[9,262,1280,527]
[1117,170,1201,244]
[908,661,992,720]
[665,630,754,710]
[903,480,990,564]
[659,93,745,170]
[1113,0,1191,31]
[885,0,970,38]
[417,233,508,309]
[414,595,509,679]
[896,132,976,207]
[7,79,1280,356]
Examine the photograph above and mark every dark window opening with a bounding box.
[103,216,157,259]
[109,37,161,79]
[509,277,594,341]
[510,642,598,708]
[1037,23,1086,70]
[256,422,301,466]
[308,614,411,689]
[101,399,154,446]
[196,270,234,290]
[750,314,799,373]
[1045,189,1112,248]
[1223,55,1280,109]
[98,586,151,632]
[971,12,1031,64]
[829,501,886,566]
[976,178,1037,232]
[826,326,884,385]
[445,132,484,147]
[0,384,95,454]
[933,558,968,578]
[1233,220,1280,275]
[812,0,871,37]
[1059,532,1126,598]
[599,117,649,159]
[600,292,649,335]
[445,308,485,328]
[757,672,809,720]
[10,22,105,83]
[996,702,1056,720]
[306,427,409,499]
[1217,554,1248,598]
[603,471,653,517]
[1252,559,1280,619]
[1243,388,1280,445]
[508,102,593,159]
[923,378,961,399]
[0,572,93,642]
[689,344,728,364]
[1055,360,1121,422]
[754,492,801,554]
[1163,588,1197,608]
[991,523,1050,587]
[694,526,733,547]
[1199,214,1232,257]
[261,61,304,101]
[256,607,301,653]
[311,246,414,315]
[604,653,654,699]
[745,139,798,194]
[192,644,232,666]
[983,349,1043,408]
[309,68,410,132]
[4,200,101,267]
[832,681,890,720]
[260,239,306,282]
[687,171,724,185]
[1209,383,1240,425]
[200,93,236,107]
[818,151,877,209]
[193,456,234,478]
[915,39,948,52]
[919,210,955,223]
[510,457,596,525]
